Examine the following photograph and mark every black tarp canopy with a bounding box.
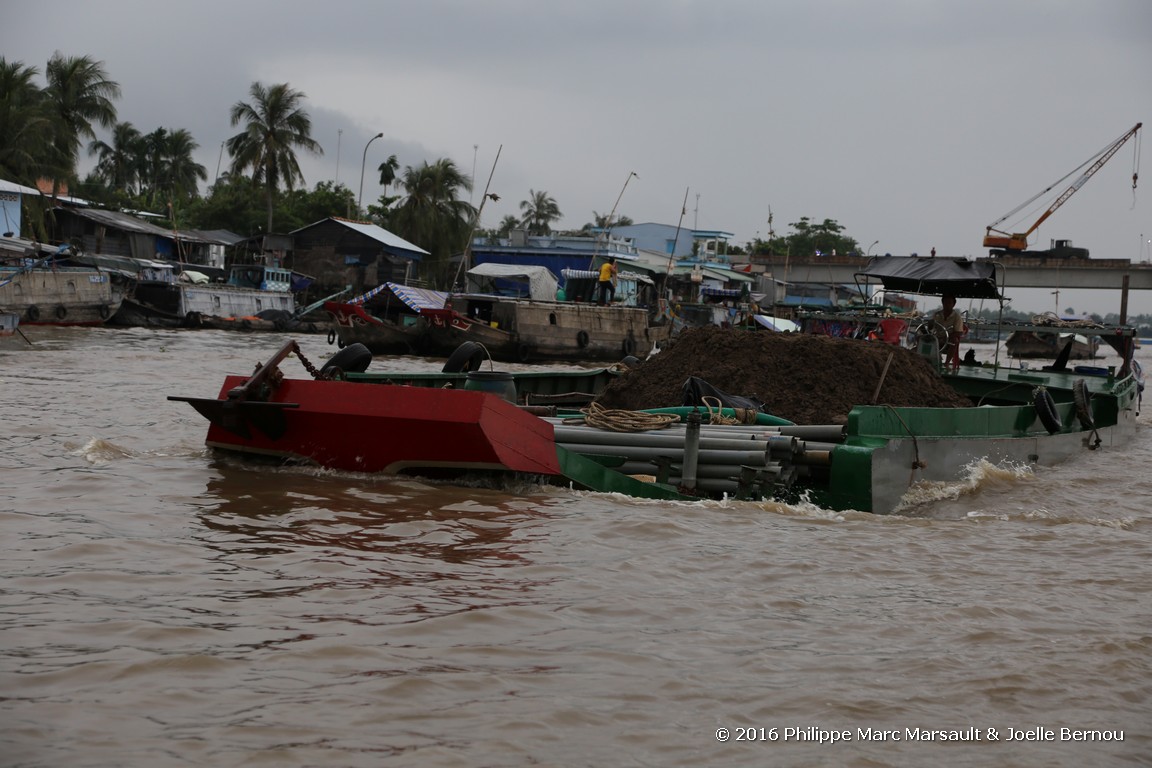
[856,256,1003,300]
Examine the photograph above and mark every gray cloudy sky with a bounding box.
[4,0,1151,313]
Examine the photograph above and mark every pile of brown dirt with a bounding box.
[597,326,973,425]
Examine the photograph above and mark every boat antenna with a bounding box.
[587,170,637,270]
[453,144,502,290]
[168,199,186,264]
[665,186,690,278]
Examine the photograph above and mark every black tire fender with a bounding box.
[576,330,590,348]
[26,304,40,322]
[98,304,111,320]
[1033,388,1062,434]
[515,342,532,363]
[442,341,486,373]
[322,342,373,376]
[327,329,337,345]
[55,304,68,320]
[1073,379,1095,429]
[622,336,636,356]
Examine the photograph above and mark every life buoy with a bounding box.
[1033,388,1062,434]
[576,330,590,348]
[442,341,486,373]
[98,304,111,320]
[1073,379,1095,429]
[26,305,40,322]
[327,329,337,345]
[321,342,373,377]
[55,305,68,320]
[622,336,636,356]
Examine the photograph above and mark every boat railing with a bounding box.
[966,320,1135,339]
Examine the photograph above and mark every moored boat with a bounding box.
[420,263,671,363]
[324,282,447,354]
[0,310,19,337]
[1005,329,1099,360]
[0,239,121,326]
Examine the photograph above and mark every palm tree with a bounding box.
[159,128,207,204]
[496,215,521,237]
[0,58,54,188]
[584,211,634,231]
[139,128,170,207]
[88,121,142,195]
[42,53,120,194]
[519,189,561,234]
[389,158,474,287]
[377,154,399,188]
[226,81,322,232]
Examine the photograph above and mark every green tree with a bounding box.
[226,81,322,233]
[519,189,561,234]
[144,127,206,208]
[88,120,142,196]
[363,154,403,220]
[389,158,474,288]
[0,58,52,188]
[42,53,120,195]
[182,173,267,235]
[377,154,399,188]
[582,211,633,231]
[278,181,356,232]
[496,215,520,237]
[774,217,859,258]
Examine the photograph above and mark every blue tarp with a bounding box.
[350,282,448,311]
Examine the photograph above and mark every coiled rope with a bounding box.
[565,401,680,432]
[1029,311,1103,329]
[702,396,741,425]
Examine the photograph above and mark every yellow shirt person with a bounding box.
[597,258,617,305]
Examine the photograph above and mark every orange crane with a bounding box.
[983,122,1142,253]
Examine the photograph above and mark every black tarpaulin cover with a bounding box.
[857,256,1002,299]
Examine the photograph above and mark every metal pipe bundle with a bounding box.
[557,442,769,467]
[553,425,785,453]
[548,415,844,499]
[613,460,785,479]
[546,417,846,445]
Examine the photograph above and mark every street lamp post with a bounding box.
[867,240,879,256]
[358,132,384,215]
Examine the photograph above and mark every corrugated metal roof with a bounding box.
[670,265,755,283]
[0,178,88,205]
[185,229,244,246]
[0,179,41,195]
[65,207,174,236]
[62,208,236,245]
[294,217,429,257]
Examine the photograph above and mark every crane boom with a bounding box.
[983,122,1142,252]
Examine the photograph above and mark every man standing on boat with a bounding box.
[597,257,617,305]
[932,294,965,372]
